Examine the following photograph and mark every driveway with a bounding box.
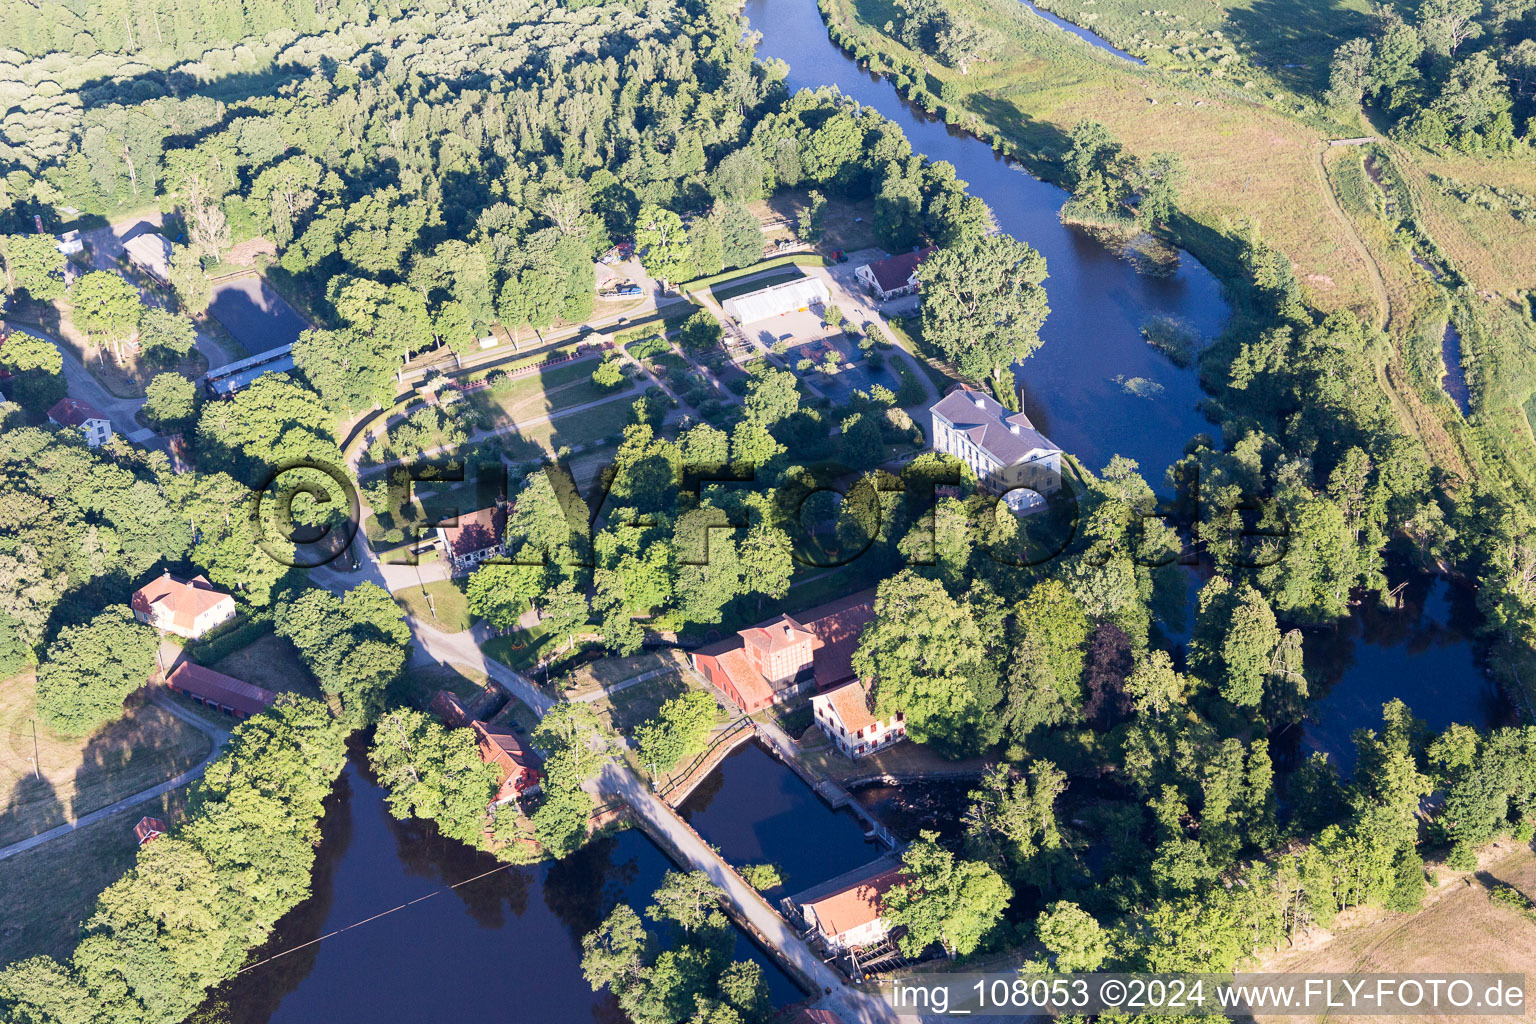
[3,320,153,442]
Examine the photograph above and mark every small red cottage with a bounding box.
[133,816,167,845]
[472,722,544,804]
[430,690,471,728]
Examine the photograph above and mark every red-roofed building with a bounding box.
[436,503,508,574]
[787,1011,845,1024]
[791,1012,844,1024]
[854,247,934,301]
[689,590,876,713]
[165,661,277,719]
[131,570,237,639]
[133,816,167,845]
[430,690,471,728]
[472,721,544,803]
[811,679,905,760]
[786,856,905,951]
[47,397,112,447]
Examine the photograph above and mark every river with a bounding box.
[747,0,1228,478]
[204,759,799,1024]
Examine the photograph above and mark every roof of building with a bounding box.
[440,505,507,559]
[695,589,877,708]
[722,277,830,324]
[122,232,174,277]
[430,690,470,727]
[473,721,542,777]
[132,571,233,633]
[741,615,816,656]
[821,679,882,734]
[794,589,876,689]
[134,816,167,844]
[862,246,934,293]
[166,661,277,717]
[204,343,296,397]
[706,645,779,709]
[47,396,108,427]
[930,385,1060,465]
[788,1011,846,1024]
[789,855,905,938]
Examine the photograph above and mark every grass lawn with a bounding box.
[560,649,692,701]
[750,191,880,252]
[488,694,542,736]
[0,678,211,848]
[393,578,474,633]
[465,356,622,426]
[389,662,489,710]
[583,671,700,735]
[521,396,636,455]
[0,786,190,965]
[208,633,323,701]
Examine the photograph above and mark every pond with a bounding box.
[208,275,311,356]
[1278,575,1515,775]
[1440,322,1473,416]
[678,739,883,894]
[205,758,800,1024]
[746,0,1228,479]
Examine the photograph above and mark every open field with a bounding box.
[1259,842,1536,1024]
[0,677,210,848]
[1029,0,1374,97]
[825,0,1382,318]
[464,357,620,426]
[751,191,880,252]
[0,786,189,964]
[207,633,322,701]
[392,578,474,633]
[582,670,699,735]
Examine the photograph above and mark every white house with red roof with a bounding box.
[854,247,934,301]
[131,570,237,639]
[811,679,906,760]
[785,854,905,952]
[436,503,508,574]
[47,397,112,448]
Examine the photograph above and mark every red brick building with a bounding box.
[690,590,876,713]
[472,722,544,804]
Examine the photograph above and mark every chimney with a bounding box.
[972,395,985,409]
[1009,422,1020,435]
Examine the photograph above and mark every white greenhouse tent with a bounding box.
[722,277,830,324]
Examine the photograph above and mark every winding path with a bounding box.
[0,693,229,864]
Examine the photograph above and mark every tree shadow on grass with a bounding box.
[0,772,66,847]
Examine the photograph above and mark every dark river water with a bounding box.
[206,760,799,1024]
[679,740,882,893]
[1286,575,1515,774]
[747,0,1228,478]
